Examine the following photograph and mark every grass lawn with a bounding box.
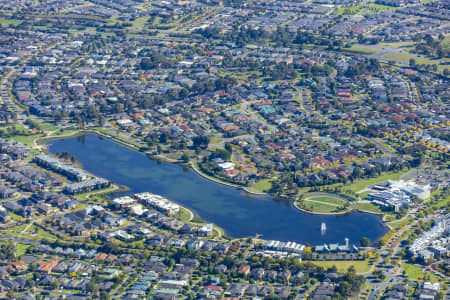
[334,3,396,15]
[346,169,410,193]
[403,263,441,282]
[378,41,415,48]
[424,192,450,214]
[75,185,122,201]
[209,135,223,145]
[10,134,41,147]
[307,196,346,206]
[39,122,58,132]
[0,242,30,257]
[175,207,192,223]
[0,19,22,26]
[388,217,412,230]
[14,226,57,242]
[16,244,31,257]
[382,52,446,71]
[8,224,29,234]
[308,260,371,274]
[130,16,150,31]
[351,202,383,214]
[376,139,397,153]
[344,45,380,55]
[302,201,342,214]
[49,129,79,137]
[0,123,30,133]
[247,179,273,193]
[334,5,362,15]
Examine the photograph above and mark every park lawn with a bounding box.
[365,3,397,12]
[175,207,192,223]
[383,52,432,64]
[75,185,122,201]
[131,16,150,31]
[307,196,346,206]
[0,19,22,26]
[16,244,31,257]
[378,41,415,48]
[0,242,30,257]
[7,223,29,235]
[383,52,446,72]
[334,5,361,15]
[10,134,41,147]
[388,217,412,230]
[248,179,273,193]
[346,169,410,193]
[334,3,396,15]
[39,122,58,132]
[16,227,57,242]
[303,200,340,213]
[0,123,30,133]
[358,191,371,199]
[344,45,380,55]
[209,135,223,145]
[49,129,79,137]
[403,263,441,282]
[424,192,450,214]
[376,139,397,153]
[308,259,371,274]
[351,202,383,214]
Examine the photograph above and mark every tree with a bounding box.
[181,152,189,163]
[372,269,385,281]
[359,237,371,247]
[192,135,209,150]
[50,280,59,290]
[409,58,416,67]
[100,291,110,300]
[86,281,99,296]
[25,278,35,289]
[0,241,16,260]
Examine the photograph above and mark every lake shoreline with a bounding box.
[46,132,390,244]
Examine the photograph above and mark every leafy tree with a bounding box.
[359,237,371,247]
[100,291,110,300]
[192,135,209,149]
[50,280,59,290]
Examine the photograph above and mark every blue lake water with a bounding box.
[48,134,388,245]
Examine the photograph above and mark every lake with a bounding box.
[48,134,388,245]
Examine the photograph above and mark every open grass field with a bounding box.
[388,217,412,230]
[130,16,150,31]
[344,45,381,55]
[302,201,340,213]
[247,179,273,194]
[382,52,447,72]
[307,196,346,206]
[402,263,441,282]
[334,3,396,15]
[75,185,123,201]
[378,41,415,49]
[0,19,22,26]
[10,134,41,147]
[175,207,193,223]
[346,169,410,193]
[9,224,58,242]
[351,202,383,214]
[308,259,371,274]
[0,242,30,257]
